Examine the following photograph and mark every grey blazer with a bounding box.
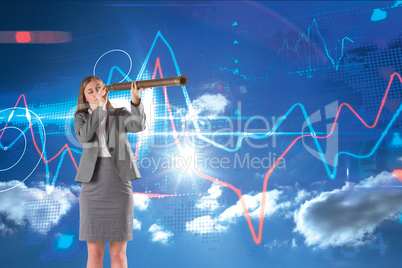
[74,100,146,183]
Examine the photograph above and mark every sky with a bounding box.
[0,1,402,267]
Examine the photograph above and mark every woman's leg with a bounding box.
[109,241,128,268]
[87,241,105,268]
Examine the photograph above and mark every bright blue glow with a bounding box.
[371,9,387,21]
[57,235,73,249]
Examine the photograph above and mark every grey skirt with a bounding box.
[79,157,134,242]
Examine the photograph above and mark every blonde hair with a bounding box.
[75,75,114,116]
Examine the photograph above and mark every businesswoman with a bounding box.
[74,75,147,268]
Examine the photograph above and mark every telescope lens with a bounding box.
[180,77,187,85]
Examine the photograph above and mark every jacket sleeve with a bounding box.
[74,106,107,143]
[121,99,147,133]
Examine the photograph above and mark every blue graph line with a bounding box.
[101,30,399,182]
[0,30,398,190]
[197,19,356,80]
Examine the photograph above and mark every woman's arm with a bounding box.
[74,106,107,142]
[120,81,147,133]
[121,99,147,133]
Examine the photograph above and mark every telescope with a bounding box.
[105,75,188,92]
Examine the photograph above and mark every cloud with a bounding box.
[191,93,229,116]
[69,184,82,194]
[134,194,150,211]
[147,223,174,245]
[218,189,291,224]
[264,239,290,250]
[0,222,16,235]
[195,183,222,211]
[133,218,141,231]
[186,215,228,234]
[254,172,265,179]
[0,180,77,235]
[294,171,402,248]
[186,184,291,234]
[294,189,312,204]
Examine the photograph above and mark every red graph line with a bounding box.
[133,57,163,161]
[161,69,401,244]
[0,62,173,199]
[0,63,170,199]
[0,94,79,170]
[2,57,400,244]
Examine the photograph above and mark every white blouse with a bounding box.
[88,103,112,157]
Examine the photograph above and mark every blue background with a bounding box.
[1,1,402,267]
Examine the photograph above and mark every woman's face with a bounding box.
[83,79,103,106]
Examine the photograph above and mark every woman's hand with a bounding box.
[131,81,146,106]
[95,83,109,108]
